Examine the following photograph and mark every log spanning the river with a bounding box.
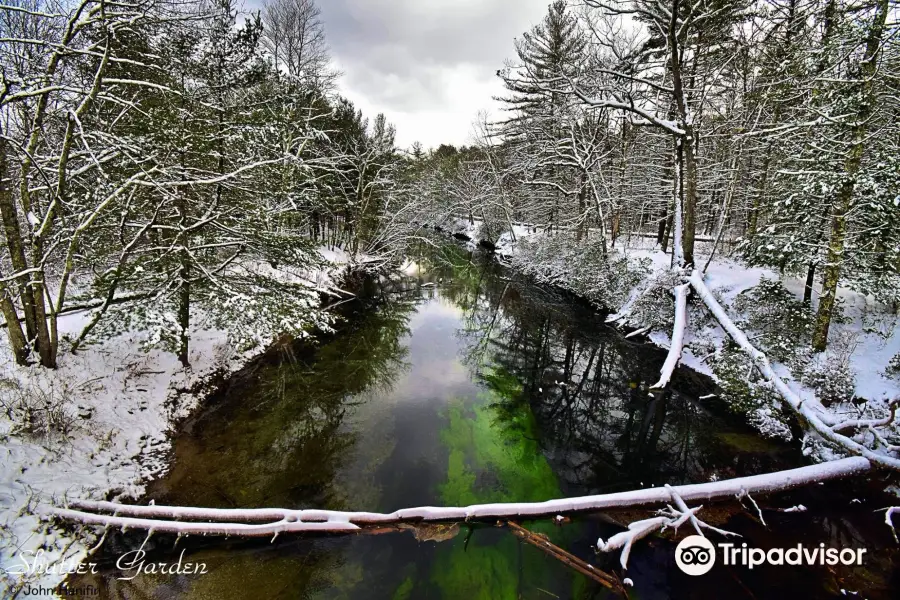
[51,457,873,537]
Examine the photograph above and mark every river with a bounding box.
[68,243,897,599]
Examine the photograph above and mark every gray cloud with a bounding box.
[316,0,552,147]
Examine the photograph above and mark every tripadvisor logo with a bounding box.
[675,535,867,576]
[676,536,716,575]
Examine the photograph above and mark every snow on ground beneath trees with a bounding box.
[623,240,900,411]
[448,219,900,415]
[446,217,541,256]
[0,250,351,596]
[317,245,352,267]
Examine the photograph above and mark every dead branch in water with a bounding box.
[506,521,625,594]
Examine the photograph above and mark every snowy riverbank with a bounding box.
[443,218,900,456]
[0,248,354,597]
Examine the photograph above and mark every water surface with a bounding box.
[72,245,898,599]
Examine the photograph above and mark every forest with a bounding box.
[1,0,899,598]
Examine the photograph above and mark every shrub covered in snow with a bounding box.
[477,216,506,246]
[800,332,858,406]
[800,360,856,407]
[507,234,647,310]
[727,277,858,408]
[0,377,80,439]
[627,268,684,331]
[712,344,793,440]
[83,267,334,357]
[733,277,813,363]
[886,352,900,378]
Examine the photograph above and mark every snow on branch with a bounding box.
[597,516,669,569]
[650,282,689,389]
[688,270,900,471]
[597,484,741,570]
[51,457,872,537]
[885,508,900,543]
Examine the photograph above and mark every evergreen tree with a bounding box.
[497,0,587,231]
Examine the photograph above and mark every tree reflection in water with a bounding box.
[424,243,797,495]
[67,244,897,600]
[70,285,421,600]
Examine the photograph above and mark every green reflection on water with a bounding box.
[393,576,414,600]
[420,366,577,599]
[438,395,558,505]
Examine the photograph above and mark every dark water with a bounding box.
[70,245,898,599]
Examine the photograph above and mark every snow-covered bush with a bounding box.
[627,268,684,331]
[0,377,79,439]
[887,352,900,378]
[85,267,334,358]
[477,216,505,245]
[508,234,647,309]
[800,331,858,406]
[712,344,792,440]
[800,360,856,406]
[506,233,571,284]
[728,277,857,407]
[733,277,813,363]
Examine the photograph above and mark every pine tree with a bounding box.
[497,0,587,231]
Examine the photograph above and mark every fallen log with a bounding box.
[52,456,872,537]
[650,282,690,389]
[688,269,900,471]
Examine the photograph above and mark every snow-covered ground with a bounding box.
[0,248,353,597]
[443,217,900,438]
[627,244,900,408]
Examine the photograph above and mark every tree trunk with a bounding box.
[177,189,190,367]
[0,131,38,350]
[748,151,770,239]
[0,287,27,365]
[813,195,847,351]
[661,209,673,253]
[575,171,586,242]
[804,262,817,304]
[29,275,55,367]
[655,203,668,246]
[681,129,698,267]
[667,0,697,267]
[812,0,888,352]
[52,456,874,536]
[178,260,190,367]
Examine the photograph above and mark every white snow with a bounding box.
[446,220,900,444]
[0,251,349,596]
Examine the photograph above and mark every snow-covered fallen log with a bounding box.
[624,326,651,339]
[688,270,900,471]
[597,484,740,570]
[650,282,689,389]
[52,457,872,536]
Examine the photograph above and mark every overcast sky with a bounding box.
[304,0,552,150]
